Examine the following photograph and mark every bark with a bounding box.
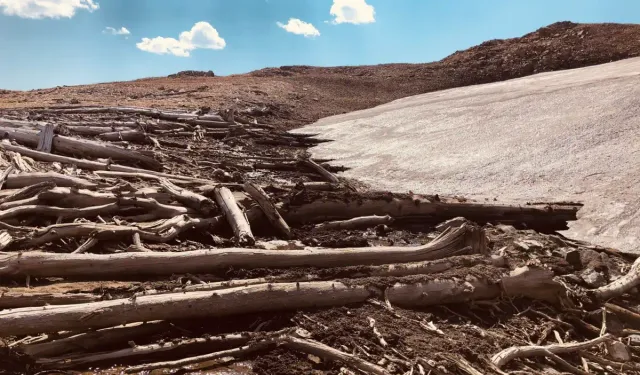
[491,334,613,368]
[243,182,291,238]
[0,266,558,336]
[593,257,640,301]
[315,215,394,231]
[36,123,55,153]
[0,292,100,309]
[5,172,97,189]
[0,141,209,184]
[282,195,580,232]
[214,186,255,246]
[300,159,340,183]
[21,321,170,358]
[159,178,216,215]
[0,127,161,170]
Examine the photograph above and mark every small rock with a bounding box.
[496,224,517,233]
[606,341,631,361]
[581,269,606,288]
[514,241,530,251]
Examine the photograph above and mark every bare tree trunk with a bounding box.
[315,215,394,231]
[5,172,97,189]
[36,123,55,153]
[0,224,480,278]
[0,292,100,309]
[214,186,255,246]
[300,159,340,183]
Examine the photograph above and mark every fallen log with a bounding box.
[0,141,214,184]
[0,264,558,336]
[21,321,170,358]
[243,182,291,238]
[0,165,15,189]
[282,194,581,232]
[0,292,100,309]
[214,186,255,246]
[38,187,172,206]
[315,215,394,231]
[0,127,161,170]
[5,172,97,189]
[98,130,148,143]
[0,181,56,205]
[491,334,613,369]
[300,159,340,183]
[0,224,483,278]
[159,178,216,215]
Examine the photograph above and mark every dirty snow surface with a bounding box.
[296,57,640,252]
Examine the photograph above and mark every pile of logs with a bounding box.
[0,106,637,375]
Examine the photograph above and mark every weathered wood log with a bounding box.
[0,127,161,170]
[21,321,170,358]
[37,331,269,368]
[0,292,100,309]
[0,181,56,205]
[593,256,640,301]
[0,264,558,336]
[0,231,12,250]
[315,215,394,231]
[243,182,291,238]
[64,125,135,136]
[300,159,340,183]
[71,237,99,254]
[0,225,483,279]
[98,130,148,143]
[5,172,97,189]
[159,178,216,215]
[0,165,15,189]
[491,334,613,368]
[214,186,255,246]
[94,170,215,185]
[282,194,581,232]
[38,187,172,206]
[0,142,210,184]
[36,124,55,153]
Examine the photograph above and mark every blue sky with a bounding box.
[0,0,639,90]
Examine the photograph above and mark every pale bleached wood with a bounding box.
[0,142,214,185]
[98,130,148,143]
[593,256,640,301]
[0,165,15,189]
[21,321,169,358]
[491,334,613,368]
[301,158,340,183]
[0,264,557,336]
[5,172,97,189]
[71,237,99,254]
[36,124,55,153]
[38,186,172,206]
[0,127,161,170]
[159,178,216,215]
[0,225,481,278]
[0,181,56,205]
[243,182,291,238]
[214,186,255,246]
[0,231,12,250]
[315,215,394,231]
[282,195,580,231]
[0,292,100,309]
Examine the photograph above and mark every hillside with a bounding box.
[1,22,640,129]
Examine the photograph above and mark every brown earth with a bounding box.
[2,22,640,129]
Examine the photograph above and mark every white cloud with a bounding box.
[330,0,375,25]
[0,0,98,19]
[104,26,130,36]
[277,18,320,38]
[137,22,226,57]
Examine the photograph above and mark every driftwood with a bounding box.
[0,181,56,205]
[243,182,291,238]
[0,142,216,185]
[0,127,161,170]
[159,178,216,215]
[0,291,100,309]
[0,224,481,278]
[36,123,55,153]
[300,159,340,183]
[38,187,172,206]
[64,125,134,136]
[214,186,255,245]
[592,256,640,301]
[5,172,97,189]
[491,334,613,368]
[98,130,148,143]
[0,266,559,336]
[21,321,170,358]
[0,165,15,189]
[0,231,12,250]
[315,215,394,231]
[282,195,580,231]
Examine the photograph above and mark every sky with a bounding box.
[0,0,639,90]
